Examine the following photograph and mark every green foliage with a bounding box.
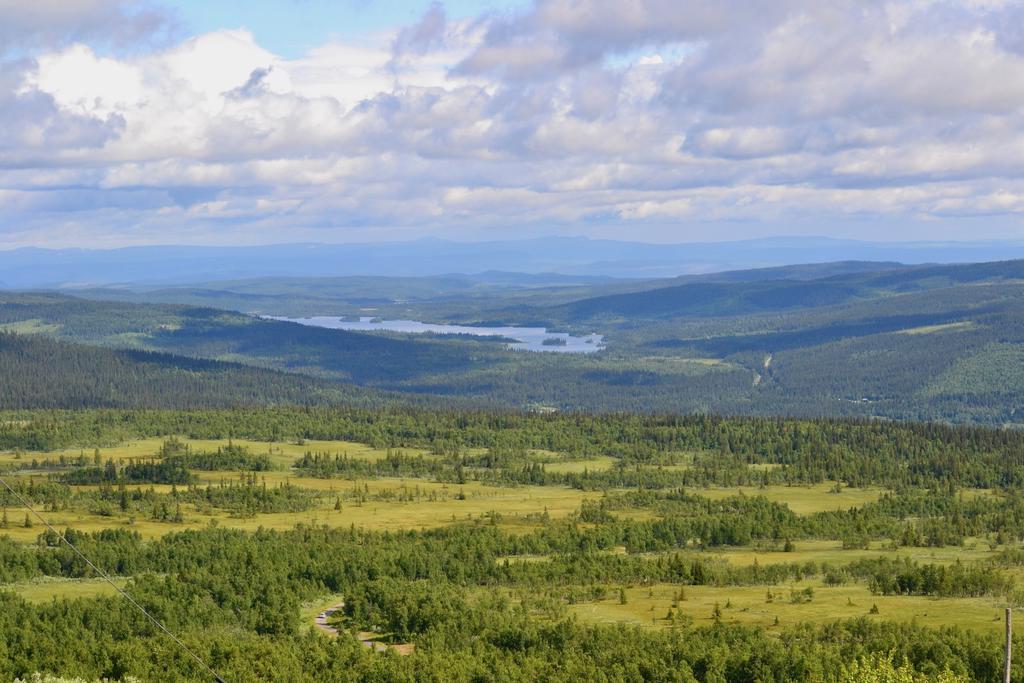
[0,465,1016,680]
[7,266,1024,422]
[839,654,968,683]
[8,407,1024,492]
[0,332,385,409]
[1,405,1024,679]
[15,676,139,683]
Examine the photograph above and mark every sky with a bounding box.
[2,0,1024,248]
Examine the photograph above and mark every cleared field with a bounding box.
[708,538,1000,566]
[0,476,598,541]
[898,321,973,335]
[5,578,126,603]
[698,483,885,514]
[0,433,1012,642]
[570,581,1006,635]
[0,319,61,334]
[0,435,603,542]
[543,456,617,473]
[0,437,432,469]
[0,438,166,466]
[185,438,433,467]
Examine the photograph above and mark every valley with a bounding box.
[3,256,1024,681]
[4,258,1024,424]
[5,2,1021,679]
[2,408,1023,680]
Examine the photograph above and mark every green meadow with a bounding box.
[3,410,1024,680]
[2,430,1020,641]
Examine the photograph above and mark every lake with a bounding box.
[269,316,605,353]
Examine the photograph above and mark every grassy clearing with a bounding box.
[0,436,601,541]
[527,449,564,461]
[697,483,884,514]
[569,581,1006,635]
[0,319,62,334]
[958,487,1001,501]
[185,438,432,468]
[636,357,734,370]
[708,538,1000,567]
[0,477,599,541]
[898,321,973,335]
[0,432,1015,641]
[543,456,617,473]
[5,577,126,603]
[0,509,195,541]
[0,438,166,466]
[0,437,432,469]
[318,480,599,532]
[747,463,783,472]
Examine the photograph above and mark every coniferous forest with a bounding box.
[6,259,1024,424]
[1,406,1024,681]
[4,261,1024,680]
[7,0,1024,679]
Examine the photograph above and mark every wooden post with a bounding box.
[1006,607,1013,683]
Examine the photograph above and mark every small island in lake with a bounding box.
[541,337,568,346]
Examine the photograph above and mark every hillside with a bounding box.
[0,332,392,409]
[526,259,1024,324]
[0,292,507,384]
[3,261,1024,423]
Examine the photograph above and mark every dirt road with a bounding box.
[312,602,414,655]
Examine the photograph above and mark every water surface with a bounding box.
[270,316,605,353]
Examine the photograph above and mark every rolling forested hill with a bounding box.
[68,271,624,317]
[494,259,1024,325]
[65,261,907,319]
[0,332,398,409]
[0,292,509,384]
[3,259,1024,424]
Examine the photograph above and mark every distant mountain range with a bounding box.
[535,259,1024,324]
[3,256,1024,424]
[4,236,1024,287]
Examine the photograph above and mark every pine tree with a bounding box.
[23,513,32,528]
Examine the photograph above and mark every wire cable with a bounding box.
[0,475,227,683]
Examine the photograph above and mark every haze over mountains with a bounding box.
[3,254,1024,425]
[4,236,1024,288]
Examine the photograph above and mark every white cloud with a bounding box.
[0,0,172,54]
[3,0,1024,246]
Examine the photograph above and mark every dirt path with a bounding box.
[753,353,774,386]
[313,602,415,655]
[314,603,344,636]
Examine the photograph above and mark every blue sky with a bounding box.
[171,1,529,59]
[1,0,1023,248]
